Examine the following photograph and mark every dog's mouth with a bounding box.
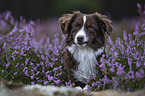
[77,41,87,45]
[76,41,88,46]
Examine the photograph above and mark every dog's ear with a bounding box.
[58,14,73,34]
[93,12,113,35]
[59,11,80,34]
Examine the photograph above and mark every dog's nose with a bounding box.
[77,36,84,42]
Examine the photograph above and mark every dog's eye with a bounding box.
[74,25,79,29]
[72,25,79,32]
[88,26,95,32]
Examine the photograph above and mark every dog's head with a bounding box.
[59,11,113,49]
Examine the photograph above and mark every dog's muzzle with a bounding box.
[75,35,89,46]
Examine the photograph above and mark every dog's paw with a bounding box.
[83,85,89,91]
[75,85,89,91]
[74,86,83,91]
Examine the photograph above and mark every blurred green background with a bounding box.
[0,0,144,21]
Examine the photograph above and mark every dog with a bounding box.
[59,11,113,88]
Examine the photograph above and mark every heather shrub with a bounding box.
[0,11,67,86]
[87,4,145,91]
[88,24,145,91]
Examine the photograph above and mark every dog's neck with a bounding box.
[66,44,104,83]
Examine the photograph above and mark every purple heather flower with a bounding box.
[9,26,17,36]
[41,55,45,60]
[99,61,107,74]
[42,69,45,73]
[34,67,37,71]
[127,57,132,70]
[48,75,54,81]
[14,72,17,75]
[110,66,115,73]
[24,70,29,76]
[11,56,15,61]
[2,70,4,73]
[123,31,127,41]
[15,45,21,49]
[137,3,141,8]
[14,50,19,54]
[136,61,141,68]
[36,71,40,75]
[30,76,34,79]
[30,62,33,65]
[113,52,118,57]
[140,56,144,61]
[23,54,27,56]
[133,24,139,35]
[116,65,125,76]
[108,36,115,49]
[135,72,142,78]
[8,81,12,84]
[2,42,6,49]
[54,79,60,85]
[144,62,145,66]
[139,68,144,75]
[20,50,24,55]
[44,81,49,85]
[19,28,25,32]
[15,63,19,68]
[65,80,75,87]
[25,58,29,65]
[39,50,42,54]
[92,82,96,87]
[31,82,35,85]
[36,77,39,80]
[6,62,10,68]
[40,62,44,66]
[127,70,134,79]
[23,67,28,72]
[27,46,31,51]
[140,32,145,36]
[112,77,119,89]
[93,73,96,79]
[31,69,34,72]
[4,11,11,20]
[53,67,59,71]
[36,63,40,67]
[56,72,62,76]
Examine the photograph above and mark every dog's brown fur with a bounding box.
[59,11,113,87]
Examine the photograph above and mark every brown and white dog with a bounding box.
[59,11,113,88]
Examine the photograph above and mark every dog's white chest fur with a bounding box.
[66,44,104,83]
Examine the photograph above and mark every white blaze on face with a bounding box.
[74,15,89,46]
